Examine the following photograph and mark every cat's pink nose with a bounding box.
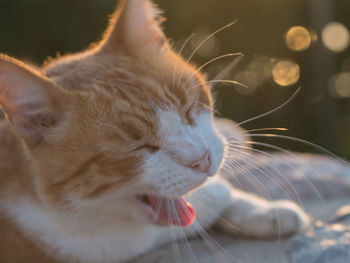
[189,151,211,173]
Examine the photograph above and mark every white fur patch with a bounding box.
[139,110,225,197]
[3,199,157,263]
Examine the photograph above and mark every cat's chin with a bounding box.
[134,194,196,227]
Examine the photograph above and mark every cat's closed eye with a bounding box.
[186,107,195,125]
[135,145,160,153]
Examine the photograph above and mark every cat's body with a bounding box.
[0,1,309,262]
[0,119,307,263]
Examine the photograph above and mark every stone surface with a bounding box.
[225,153,350,201]
[130,153,350,263]
[287,204,350,263]
[332,205,350,224]
[132,198,350,263]
[288,223,350,263]
[132,233,291,263]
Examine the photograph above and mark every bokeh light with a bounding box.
[272,60,300,87]
[249,55,274,82]
[190,26,221,58]
[322,22,350,52]
[310,29,318,43]
[329,72,350,98]
[1,0,350,159]
[285,26,312,51]
[235,71,258,95]
[232,55,274,95]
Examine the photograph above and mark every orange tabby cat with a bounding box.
[0,0,309,262]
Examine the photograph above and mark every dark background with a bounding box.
[0,0,349,159]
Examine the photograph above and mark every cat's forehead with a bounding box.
[45,53,211,119]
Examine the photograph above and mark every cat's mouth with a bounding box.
[134,194,196,227]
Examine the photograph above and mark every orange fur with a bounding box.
[0,1,212,262]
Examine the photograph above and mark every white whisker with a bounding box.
[249,133,349,165]
[245,127,288,133]
[184,53,243,86]
[172,33,196,89]
[176,20,237,87]
[236,87,302,127]
[183,198,243,263]
[210,55,244,89]
[189,79,247,91]
[224,157,272,200]
[226,145,305,209]
[238,140,325,202]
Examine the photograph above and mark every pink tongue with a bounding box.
[148,196,196,227]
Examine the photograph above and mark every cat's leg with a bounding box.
[220,187,310,238]
[154,176,309,247]
[154,176,233,246]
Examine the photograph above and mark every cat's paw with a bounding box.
[223,200,310,238]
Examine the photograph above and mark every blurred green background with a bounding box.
[0,0,349,159]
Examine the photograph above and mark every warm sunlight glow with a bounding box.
[272,60,300,87]
[285,26,312,51]
[329,72,350,98]
[322,22,350,52]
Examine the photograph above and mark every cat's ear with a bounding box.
[101,0,169,55]
[0,55,69,144]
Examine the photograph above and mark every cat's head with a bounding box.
[0,0,225,227]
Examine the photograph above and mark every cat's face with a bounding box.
[0,0,225,227]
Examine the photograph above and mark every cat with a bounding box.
[0,0,310,262]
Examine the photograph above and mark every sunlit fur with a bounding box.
[0,0,221,261]
[0,0,309,262]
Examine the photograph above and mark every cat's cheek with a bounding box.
[132,197,164,225]
[208,137,225,175]
[139,152,208,196]
[193,113,226,175]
